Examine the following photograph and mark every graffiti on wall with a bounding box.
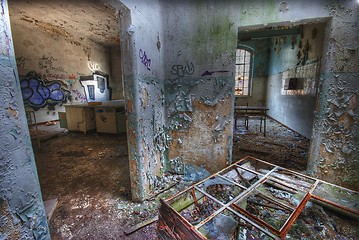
[16,56,30,70]
[39,55,66,72]
[20,72,71,110]
[72,89,87,102]
[88,61,101,73]
[139,49,151,70]
[170,62,195,78]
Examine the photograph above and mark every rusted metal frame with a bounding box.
[311,194,359,216]
[159,199,207,240]
[235,164,266,177]
[191,188,199,206]
[278,180,319,238]
[217,174,248,190]
[165,157,251,203]
[226,166,279,207]
[238,156,277,168]
[232,166,252,187]
[226,207,280,240]
[278,192,312,239]
[192,186,227,229]
[195,166,279,230]
[231,202,281,235]
[253,189,295,212]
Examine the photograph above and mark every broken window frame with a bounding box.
[159,156,359,240]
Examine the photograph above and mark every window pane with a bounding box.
[235,48,252,96]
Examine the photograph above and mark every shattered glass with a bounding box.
[198,209,275,240]
[169,189,222,226]
[160,156,359,239]
[197,176,244,204]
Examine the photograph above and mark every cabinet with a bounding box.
[65,105,95,133]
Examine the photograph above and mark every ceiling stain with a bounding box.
[8,0,120,47]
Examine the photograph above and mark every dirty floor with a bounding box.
[30,119,358,239]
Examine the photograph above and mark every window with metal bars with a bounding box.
[235,48,253,96]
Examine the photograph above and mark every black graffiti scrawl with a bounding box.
[20,71,71,110]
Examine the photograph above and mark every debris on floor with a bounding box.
[30,120,356,239]
[158,156,359,240]
[233,118,310,171]
[44,198,58,221]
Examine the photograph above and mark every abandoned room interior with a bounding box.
[0,0,358,239]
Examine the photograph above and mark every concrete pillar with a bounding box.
[0,0,50,238]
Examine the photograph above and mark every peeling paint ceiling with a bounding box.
[8,0,120,47]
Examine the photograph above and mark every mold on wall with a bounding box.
[0,0,50,238]
[109,45,124,99]
[162,0,237,179]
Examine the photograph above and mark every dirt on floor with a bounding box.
[233,117,310,172]
[32,128,188,239]
[30,119,358,239]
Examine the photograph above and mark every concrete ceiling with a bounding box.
[8,0,120,47]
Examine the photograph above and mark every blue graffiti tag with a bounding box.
[171,62,195,78]
[20,72,71,110]
[139,49,151,70]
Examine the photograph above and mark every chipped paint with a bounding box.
[0,1,50,238]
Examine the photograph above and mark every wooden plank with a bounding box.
[158,199,206,240]
[124,216,158,235]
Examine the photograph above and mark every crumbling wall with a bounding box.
[162,0,237,175]
[0,0,50,238]
[118,0,167,201]
[116,0,358,201]
[8,6,113,123]
[308,2,359,190]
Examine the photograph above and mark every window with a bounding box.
[235,47,253,96]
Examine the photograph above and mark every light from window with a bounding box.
[235,48,252,96]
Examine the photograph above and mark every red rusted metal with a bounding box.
[158,156,359,239]
[311,194,359,216]
[231,202,281,235]
[279,192,312,239]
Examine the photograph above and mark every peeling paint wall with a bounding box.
[266,22,325,138]
[162,0,237,175]
[114,0,358,200]
[308,2,359,190]
[236,0,358,190]
[117,0,167,201]
[0,0,50,239]
[8,5,116,123]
